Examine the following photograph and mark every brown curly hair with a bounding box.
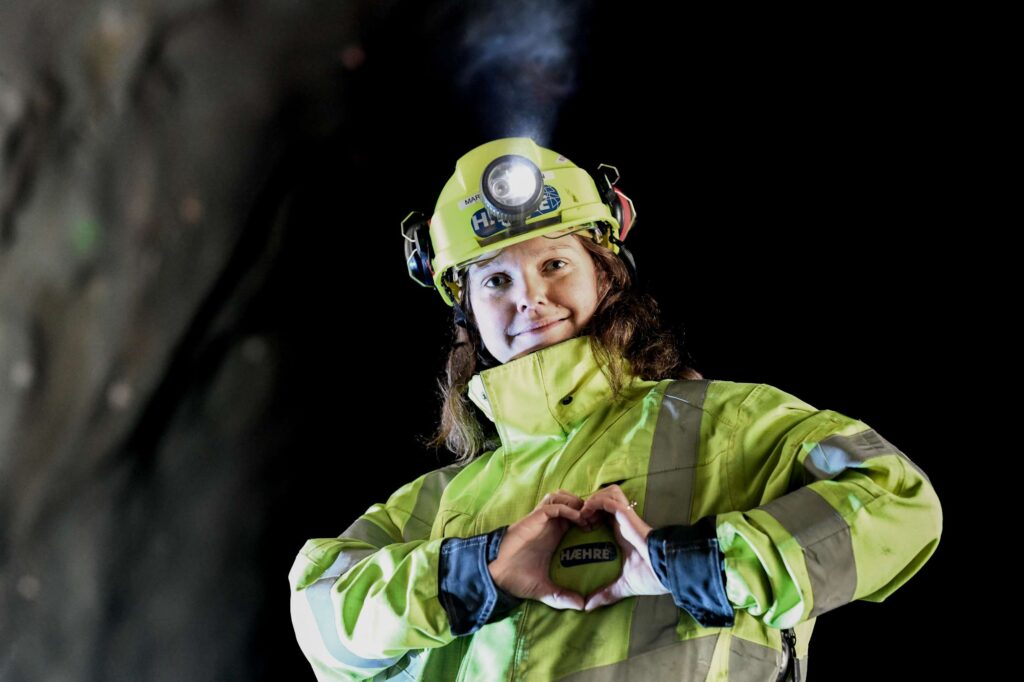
[420,231,704,466]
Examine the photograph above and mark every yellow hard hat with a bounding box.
[402,137,637,324]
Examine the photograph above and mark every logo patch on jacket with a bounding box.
[549,525,623,593]
[558,541,618,567]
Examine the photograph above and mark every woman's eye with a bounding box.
[483,275,507,288]
[483,261,567,289]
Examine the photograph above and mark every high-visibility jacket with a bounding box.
[289,335,942,681]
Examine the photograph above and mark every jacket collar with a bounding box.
[467,335,629,451]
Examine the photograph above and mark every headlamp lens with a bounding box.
[488,161,538,205]
[481,154,544,221]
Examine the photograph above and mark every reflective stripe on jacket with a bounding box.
[289,335,942,680]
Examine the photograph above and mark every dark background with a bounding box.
[0,1,968,680]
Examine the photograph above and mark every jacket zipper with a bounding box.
[775,628,798,681]
[510,601,531,682]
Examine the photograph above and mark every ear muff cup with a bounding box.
[611,186,635,241]
[604,185,638,285]
[402,211,436,290]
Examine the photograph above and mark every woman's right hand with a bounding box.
[487,490,589,611]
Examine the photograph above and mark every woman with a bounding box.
[289,138,943,681]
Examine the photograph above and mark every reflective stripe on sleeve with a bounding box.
[407,463,466,541]
[757,487,856,619]
[290,546,405,676]
[805,427,932,487]
[301,577,404,671]
[340,517,396,549]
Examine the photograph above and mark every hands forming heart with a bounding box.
[487,485,670,613]
[577,484,672,610]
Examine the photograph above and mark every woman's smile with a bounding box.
[515,318,567,337]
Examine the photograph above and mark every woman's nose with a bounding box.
[514,271,552,311]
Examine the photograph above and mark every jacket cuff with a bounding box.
[438,526,524,636]
[647,516,736,627]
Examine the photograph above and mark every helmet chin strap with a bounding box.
[609,233,638,286]
[461,315,500,369]
[454,301,469,329]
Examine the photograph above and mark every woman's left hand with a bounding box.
[577,484,671,611]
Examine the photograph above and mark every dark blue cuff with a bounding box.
[438,526,524,636]
[647,516,735,627]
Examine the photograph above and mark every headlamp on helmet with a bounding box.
[480,154,544,224]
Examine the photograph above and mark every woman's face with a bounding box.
[466,233,601,364]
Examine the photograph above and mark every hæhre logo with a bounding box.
[559,541,618,567]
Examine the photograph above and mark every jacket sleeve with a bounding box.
[288,465,462,681]
[647,518,733,627]
[648,382,943,630]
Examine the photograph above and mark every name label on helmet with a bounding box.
[459,193,482,210]
[470,186,563,238]
[559,541,618,567]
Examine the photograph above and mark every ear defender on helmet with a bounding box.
[594,163,638,286]
[402,138,640,322]
[402,210,472,328]
[401,210,434,289]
